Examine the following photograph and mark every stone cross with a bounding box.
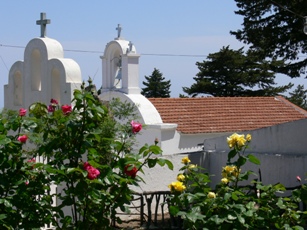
[116,24,122,38]
[36,12,51,37]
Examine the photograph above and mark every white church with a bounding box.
[4,12,307,193]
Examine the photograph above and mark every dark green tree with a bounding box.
[286,84,307,110]
[231,0,307,78]
[183,46,293,97]
[141,68,171,98]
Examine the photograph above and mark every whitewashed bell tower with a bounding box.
[99,25,178,160]
[4,12,82,110]
[101,24,141,94]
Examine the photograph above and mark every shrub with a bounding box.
[169,133,306,229]
[0,80,173,229]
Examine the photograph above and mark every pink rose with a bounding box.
[83,162,100,180]
[62,105,72,115]
[19,108,27,116]
[124,165,138,178]
[130,121,142,134]
[83,162,91,170]
[87,166,100,180]
[17,135,28,143]
[27,158,36,169]
[50,99,58,105]
[27,158,36,163]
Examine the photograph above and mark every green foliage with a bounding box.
[168,133,306,229]
[141,68,171,98]
[287,84,307,110]
[0,80,173,229]
[231,1,307,78]
[183,46,293,97]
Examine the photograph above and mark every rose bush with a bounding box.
[0,80,173,229]
[169,133,307,229]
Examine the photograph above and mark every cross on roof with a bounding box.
[116,24,122,38]
[36,12,50,37]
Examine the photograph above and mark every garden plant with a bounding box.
[169,133,307,229]
[0,80,173,230]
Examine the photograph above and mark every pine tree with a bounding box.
[287,84,307,110]
[231,0,307,78]
[183,46,293,97]
[141,68,171,98]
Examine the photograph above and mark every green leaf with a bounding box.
[138,145,148,155]
[238,215,245,224]
[291,213,300,220]
[169,205,179,215]
[276,198,286,209]
[245,210,254,217]
[227,214,237,220]
[0,135,11,145]
[224,192,231,201]
[186,212,205,223]
[93,105,106,114]
[156,159,173,170]
[0,214,6,220]
[149,145,162,155]
[210,215,224,225]
[228,149,237,161]
[157,158,165,166]
[247,154,261,165]
[147,158,157,168]
[3,199,12,208]
[232,192,238,201]
[164,159,174,170]
[293,226,304,230]
[237,156,247,167]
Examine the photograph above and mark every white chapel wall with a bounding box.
[201,118,307,188]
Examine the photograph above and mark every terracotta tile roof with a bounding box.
[148,96,307,134]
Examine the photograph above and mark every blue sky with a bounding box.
[0,1,305,108]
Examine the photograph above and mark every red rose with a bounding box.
[62,105,72,115]
[48,105,55,112]
[83,162,100,180]
[19,108,27,116]
[124,165,138,178]
[50,99,58,104]
[130,121,142,134]
[17,135,28,143]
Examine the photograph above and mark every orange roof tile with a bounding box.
[148,96,307,134]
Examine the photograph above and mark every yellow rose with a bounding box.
[168,181,186,193]
[227,133,246,149]
[221,178,229,184]
[177,174,185,182]
[181,156,191,164]
[222,165,240,179]
[188,164,197,170]
[246,134,252,142]
[207,192,216,199]
[227,133,237,148]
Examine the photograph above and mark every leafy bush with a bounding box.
[0,80,173,229]
[169,133,307,229]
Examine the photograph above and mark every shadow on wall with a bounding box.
[205,151,307,189]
